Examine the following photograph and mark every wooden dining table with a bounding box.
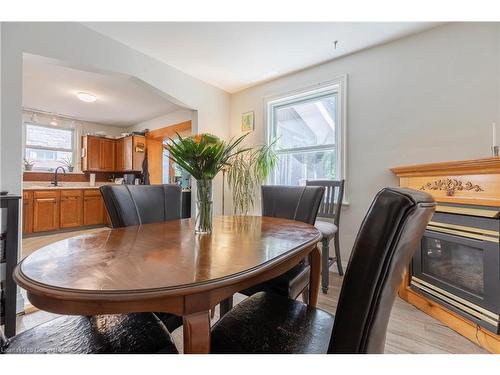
[14,215,322,353]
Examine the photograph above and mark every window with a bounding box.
[267,79,345,186]
[24,123,75,171]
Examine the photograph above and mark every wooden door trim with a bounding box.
[147,121,192,140]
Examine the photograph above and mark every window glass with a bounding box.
[268,85,342,186]
[24,123,75,171]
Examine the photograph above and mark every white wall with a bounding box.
[1,22,230,215]
[229,22,500,263]
[127,108,194,133]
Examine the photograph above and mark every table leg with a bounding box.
[183,310,210,354]
[308,245,321,308]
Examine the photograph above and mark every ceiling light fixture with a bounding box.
[76,92,97,103]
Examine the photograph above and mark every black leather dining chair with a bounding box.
[220,185,324,316]
[1,314,178,354]
[211,188,435,353]
[100,184,184,332]
[306,180,345,293]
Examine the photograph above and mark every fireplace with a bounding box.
[410,204,500,334]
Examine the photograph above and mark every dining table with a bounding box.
[13,215,322,353]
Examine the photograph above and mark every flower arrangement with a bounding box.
[165,133,249,233]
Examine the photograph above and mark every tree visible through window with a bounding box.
[25,123,75,171]
[267,82,344,186]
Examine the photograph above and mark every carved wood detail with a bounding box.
[420,178,484,196]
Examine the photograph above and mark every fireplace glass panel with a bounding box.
[421,237,484,295]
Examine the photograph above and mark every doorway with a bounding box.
[145,120,192,185]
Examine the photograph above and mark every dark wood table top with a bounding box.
[15,216,321,297]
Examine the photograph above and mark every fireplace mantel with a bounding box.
[392,157,500,354]
[391,157,500,207]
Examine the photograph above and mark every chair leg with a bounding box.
[219,296,233,318]
[334,233,343,276]
[301,286,310,304]
[321,239,330,293]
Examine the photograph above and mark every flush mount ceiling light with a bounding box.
[76,92,97,103]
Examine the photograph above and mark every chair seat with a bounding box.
[240,263,310,299]
[211,292,334,354]
[3,313,178,354]
[315,220,338,240]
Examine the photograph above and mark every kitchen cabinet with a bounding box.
[83,190,105,226]
[23,188,110,236]
[115,137,125,171]
[60,190,83,228]
[23,191,33,235]
[33,191,60,233]
[82,135,144,173]
[100,138,116,172]
[82,135,102,171]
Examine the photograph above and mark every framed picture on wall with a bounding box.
[241,111,255,132]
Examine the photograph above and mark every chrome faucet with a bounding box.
[52,166,66,187]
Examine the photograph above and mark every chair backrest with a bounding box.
[100,184,182,228]
[305,180,344,225]
[328,187,435,354]
[261,185,325,225]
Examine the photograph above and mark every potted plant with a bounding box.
[226,141,278,215]
[23,158,35,171]
[166,133,249,233]
[60,155,75,172]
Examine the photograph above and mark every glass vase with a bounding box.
[195,179,213,234]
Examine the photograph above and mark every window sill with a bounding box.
[24,170,84,175]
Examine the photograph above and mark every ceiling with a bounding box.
[84,22,441,93]
[23,56,183,127]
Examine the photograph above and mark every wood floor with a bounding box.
[17,229,487,354]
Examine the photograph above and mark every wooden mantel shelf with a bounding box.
[391,157,500,207]
[391,156,500,177]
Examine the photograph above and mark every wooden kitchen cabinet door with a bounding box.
[85,136,102,171]
[60,190,83,228]
[100,138,116,171]
[115,138,125,171]
[83,190,104,225]
[23,191,33,235]
[33,191,60,232]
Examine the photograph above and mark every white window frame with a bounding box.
[264,76,347,192]
[23,122,78,172]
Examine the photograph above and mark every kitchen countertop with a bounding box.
[23,185,102,190]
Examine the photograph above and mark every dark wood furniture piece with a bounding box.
[0,195,21,338]
[210,188,435,353]
[219,185,324,317]
[306,180,345,292]
[13,216,322,354]
[82,135,145,173]
[23,188,110,236]
[100,184,184,331]
[392,157,500,353]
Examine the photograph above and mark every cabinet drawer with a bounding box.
[84,189,102,197]
[61,190,83,198]
[33,191,59,199]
